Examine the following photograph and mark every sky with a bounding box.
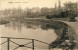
[0,0,78,10]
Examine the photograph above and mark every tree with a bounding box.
[40,7,49,16]
[64,2,78,21]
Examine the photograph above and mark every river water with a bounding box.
[0,20,78,50]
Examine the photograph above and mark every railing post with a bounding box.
[48,46,50,50]
[32,39,34,50]
[7,38,10,50]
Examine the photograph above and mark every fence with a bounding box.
[0,37,78,50]
[0,37,50,50]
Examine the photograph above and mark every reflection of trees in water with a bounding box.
[4,20,70,35]
[23,21,41,29]
[4,21,22,31]
[4,20,68,31]
[4,21,42,31]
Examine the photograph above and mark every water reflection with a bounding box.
[4,20,68,32]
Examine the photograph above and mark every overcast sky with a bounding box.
[0,0,78,10]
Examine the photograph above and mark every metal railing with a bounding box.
[0,37,50,50]
[1,37,78,50]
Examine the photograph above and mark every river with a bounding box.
[0,20,78,50]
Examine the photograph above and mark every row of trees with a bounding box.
[0,2,78,19]
[0,7,54,18]
[46,2,78,22]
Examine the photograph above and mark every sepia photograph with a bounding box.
[0,0,78,50]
